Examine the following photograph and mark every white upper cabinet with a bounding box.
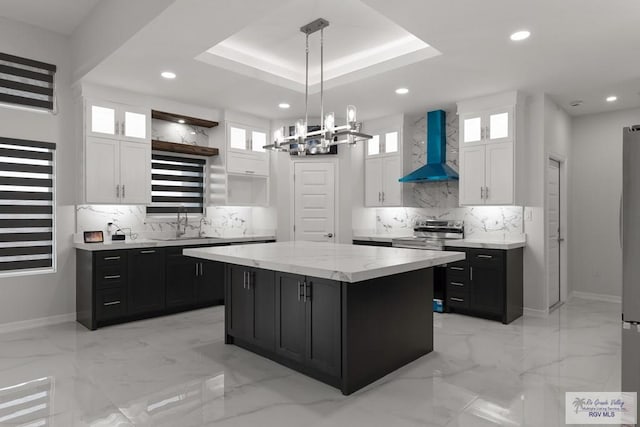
[457,91,523,206]
[226,122,269,176]
[86,99,150,143]
[83,98,152,204]
[362,114,416,208]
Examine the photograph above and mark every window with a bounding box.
[0,136,56,274]
[0,52,57,112]
[147,154,205,215]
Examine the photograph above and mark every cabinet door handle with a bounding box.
[195,263,199,277]
[477,254,493,259]
[199,263,203,276]
[140,250,156,254]
[114,121,119,135]
[104,301,121,306]
[122,185,126,198]
[485,186,489,200]
[305,281,311,302]
[450,281,464,287]
[450,266,464,271]
[243,271,247,289]
[378,192,381,203]
[104,256,120,261]
[247,272,251,290]
[104,275,121,280]
[470,266,473,281]
[116,184,120,198]
[297,281,301,301]
[121,121,125,136]
[382,192,385,203]
[450,297,464,302]
[245,170,255,174]
[303,280,308,302]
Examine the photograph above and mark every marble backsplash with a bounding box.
[373,206,524,239]
[152,119,209,146]
[75,205,273,241]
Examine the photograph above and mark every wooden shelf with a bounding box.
[152,140,219,157]
[151,110,219,128]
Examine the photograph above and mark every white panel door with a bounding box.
[547,159,561,308]
[364,157,382,206]
[485,142,513,205]
[459,146,485,205]
[294,162,335,242]
[85,136,120,203]
[120,141,151,204]
[382,155,401,206]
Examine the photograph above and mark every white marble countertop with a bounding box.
[184,241,465,283]
[353,232,526,250]
[74,234,276,251]
[443,238,526,250]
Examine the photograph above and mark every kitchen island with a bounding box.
[184,241,464,395]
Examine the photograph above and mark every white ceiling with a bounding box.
[20,0,640,119]
[0,0,99,35]
[198,0,438,94]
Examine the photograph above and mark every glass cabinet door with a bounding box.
[367,135,380,156]
[251,130,266,153]
[123,110,148,141]
[384,132,398,154]
[89,103,118,138]
[229,126,247,150]
[487,109,512,143]
[462,114,483,144]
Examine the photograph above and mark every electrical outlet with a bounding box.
[525,208,533,222]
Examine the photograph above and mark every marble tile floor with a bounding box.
[0,297,620,426]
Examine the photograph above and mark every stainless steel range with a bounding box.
[392,220,464,250]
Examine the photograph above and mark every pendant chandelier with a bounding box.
[263,18,372,155]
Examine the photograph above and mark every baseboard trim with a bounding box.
[0,313,75,335]
[570,291,622,304]
[523,307,548,318]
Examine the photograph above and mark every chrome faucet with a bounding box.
[176,207,188,237]
[198,216,207,238]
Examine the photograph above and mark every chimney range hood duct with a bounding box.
[399,110,459,182]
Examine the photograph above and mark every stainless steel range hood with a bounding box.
[399,110,459,182]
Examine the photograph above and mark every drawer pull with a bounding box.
[450,297,464,302]
[140,250,156,254]
[450,281,464,287]
[477,254,493,259]
[103,275,121,280]
[103,256,121,261]
[103,301,121,306]
[450,266,464,271]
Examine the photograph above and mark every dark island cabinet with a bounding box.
[274,273,341,378]
[76,244,228,330]
[128,248,166,315]
[226,265,275,352]
[445,246,523,324]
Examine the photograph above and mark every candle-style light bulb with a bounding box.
[324,112,335,131]
[295,119,306,138]
[347,105,357,125]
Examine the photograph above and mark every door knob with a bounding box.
[325,233,333,238]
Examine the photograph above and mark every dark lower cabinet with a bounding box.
[226,265,275,351]
[274,273,341,378]
[198,261,225,305]
[165,248,198,308]
[445,246,523,324]
[76,244,230,330]
[128,248,166,315]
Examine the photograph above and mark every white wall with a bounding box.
[0,18,77,326]
[569,107,640,299]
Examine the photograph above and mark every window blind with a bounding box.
[0,53,57,111]
[147,154,205,214]
[0,136,55,273]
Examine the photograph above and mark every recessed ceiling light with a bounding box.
[178,119,185,124]
[395,88,409,95]
[161,71,176,79]
[510,30,531,41]
[606,95,618,103]
[278,103,290,109]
